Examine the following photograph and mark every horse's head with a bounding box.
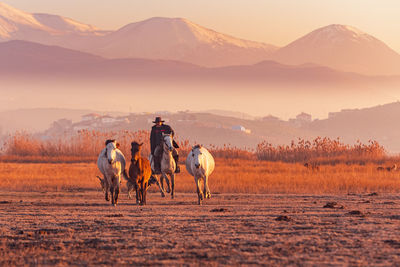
[131,141,143,161]
[162,134,174,152]
[105,140,117,164]
[191,145,203,169]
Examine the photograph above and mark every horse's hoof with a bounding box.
[206,193,211,199]
[166,188,171,193]
[161,193,166,198]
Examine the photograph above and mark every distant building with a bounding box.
[101,115,117,124]
[232,125,251,134]
[289,112,312,127]
[262,115,281,122]
[296,112,312,122]
[329,108,359,119]
[81,113,100,121]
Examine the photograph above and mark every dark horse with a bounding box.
[129,142,152,205]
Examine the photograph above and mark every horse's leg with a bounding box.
[143,183,148,205]
[110,185,115,206]
[153,175,166,197]
[160,174,167,193]
[162,173,171,193]
[135,181,140,204]
[196,176,203,205]
[139,180,144,206]
[105,186,110,201]
[114,183,120,206]
[104,177,110,201]
[204,175,211,199]
[127,181,133,199]
[170,173,175,199]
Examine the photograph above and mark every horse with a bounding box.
[185,145,215,205]
[151,133,176,199]
[97,140,128,206]
[128,142,152,205]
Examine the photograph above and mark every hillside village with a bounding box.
[3,101,400,152]
[34,101,400,152]
[41,110,314,149]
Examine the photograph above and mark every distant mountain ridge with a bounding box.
[0,2,277,67]
[90,17,278,67]
[2,40,398,88]
[2,2,400,74]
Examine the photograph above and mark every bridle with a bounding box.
[105,144,116,164]
[163,134,173,152]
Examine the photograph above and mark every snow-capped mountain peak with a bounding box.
[0,1,101,39]
[292,24,380,47]
[95,16,277,66]
[273,24,400,75]
[0,2,49,37]
[33,13,100,34]
[111,17,275,49]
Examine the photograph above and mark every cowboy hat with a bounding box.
[153,117,165,123]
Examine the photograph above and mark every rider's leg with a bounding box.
[173,149,180,173]
[154,145,162,174]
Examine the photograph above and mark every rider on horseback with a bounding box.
[150,117,180,174]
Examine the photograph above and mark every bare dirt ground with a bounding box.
[1,190,400,266]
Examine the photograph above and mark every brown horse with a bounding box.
[129,142,152,205]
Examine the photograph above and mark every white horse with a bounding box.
[150,133,176,198]
[185,145,215,205]
[97,140,128,206]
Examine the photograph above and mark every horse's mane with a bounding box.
[105,139,116,146]
[192,144,202,151]
[104,139,116,157]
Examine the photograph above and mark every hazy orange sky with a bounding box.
[3,0,400,53]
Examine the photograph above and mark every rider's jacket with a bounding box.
[150,124,175,154]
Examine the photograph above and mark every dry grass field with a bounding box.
[1,134,400,265]
[0,159,399,194]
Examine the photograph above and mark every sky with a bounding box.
[3,0,400,53]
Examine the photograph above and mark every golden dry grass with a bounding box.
[1,159,399,194]
[3,132,387,165]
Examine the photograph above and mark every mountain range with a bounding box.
[2,40,399,89]
[1,2,400,75]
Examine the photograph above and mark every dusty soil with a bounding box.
[1,190,400,266]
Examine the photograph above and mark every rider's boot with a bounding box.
[173,154,180,173]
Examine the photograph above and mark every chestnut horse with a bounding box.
[129,142,152,205]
